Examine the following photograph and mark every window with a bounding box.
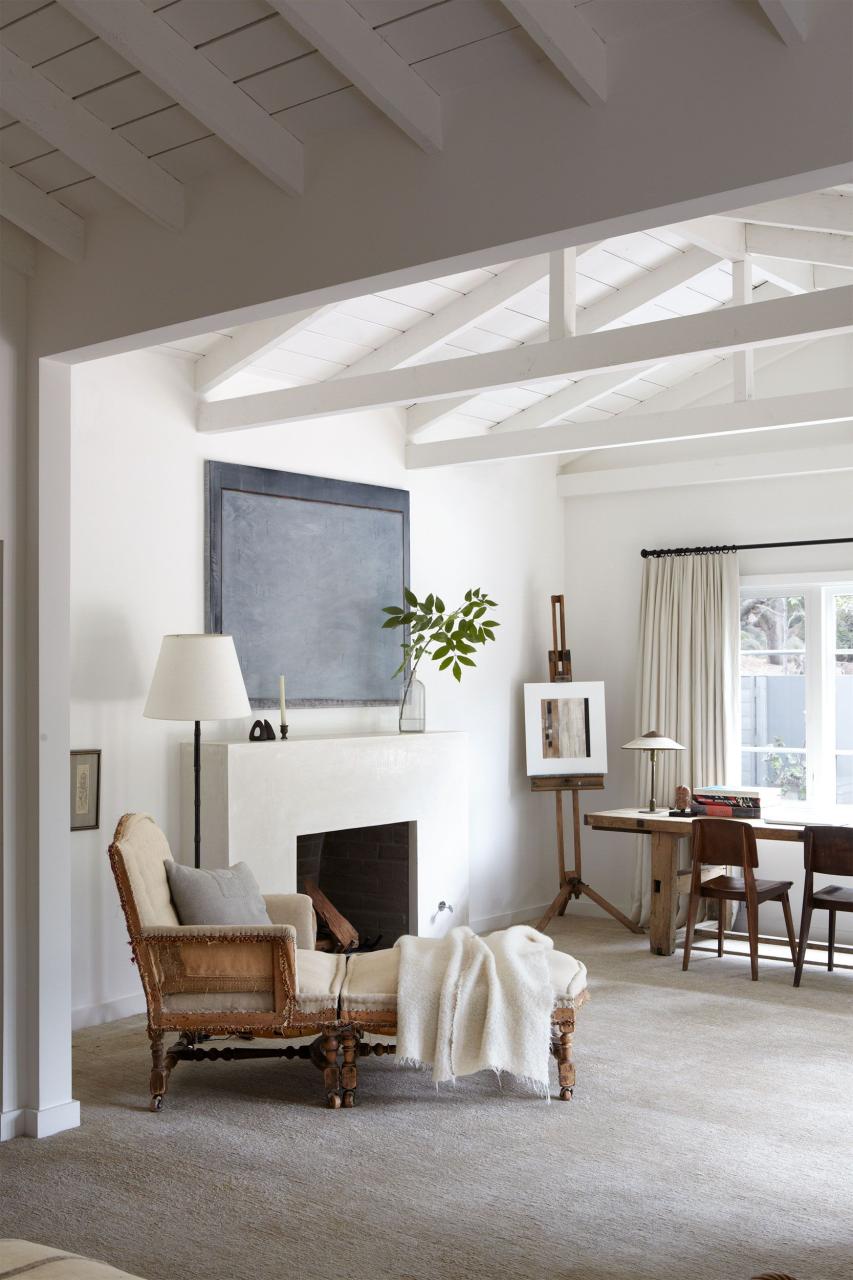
[740,580,853,810]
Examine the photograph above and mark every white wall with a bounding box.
[563,337,853,948]
[70,349,564,1027]
[0,259,29,1135]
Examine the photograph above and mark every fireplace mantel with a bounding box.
[181,732,469,936]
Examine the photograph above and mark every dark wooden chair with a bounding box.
[793,825,853,986]
[682,819,796,981]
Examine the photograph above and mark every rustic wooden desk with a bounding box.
[584,809,804,956]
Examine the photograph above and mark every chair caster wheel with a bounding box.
[342,1090,355,1108]
[559,1087,573,1102]
[327,1092,342,1109]
[150,1094,164,1112]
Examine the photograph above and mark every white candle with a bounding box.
[279,675,286,725]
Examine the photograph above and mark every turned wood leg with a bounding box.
[321,1031,341,1109]
[649,832,679,956]
[148,1028,173,1112]
[554,1029,575,1101]
[340,1029,358,1108]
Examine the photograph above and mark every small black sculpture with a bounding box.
[249,719,277,742]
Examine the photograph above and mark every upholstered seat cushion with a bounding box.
[0,1240,143,1278]
[340,945,588,1017]
[161,947,346,1015]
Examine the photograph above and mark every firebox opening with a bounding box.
[296,821,413,949]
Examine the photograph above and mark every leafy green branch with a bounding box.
[381,587,499,691]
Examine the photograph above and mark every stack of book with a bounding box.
[690,785,761,819]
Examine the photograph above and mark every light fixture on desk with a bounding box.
[622,731,684,814]
[144,635,251,868]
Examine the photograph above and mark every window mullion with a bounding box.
[804,586,829,808]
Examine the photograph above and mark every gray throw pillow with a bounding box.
[165,861,271,926]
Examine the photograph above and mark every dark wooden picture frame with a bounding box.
[70,749,101,832]
[205,462,410,709]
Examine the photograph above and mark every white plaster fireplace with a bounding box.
[181,731,469,937]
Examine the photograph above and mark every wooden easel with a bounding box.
[535,595,643,935]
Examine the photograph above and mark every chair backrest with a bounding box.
[109,813,180,933]
[804,825,853,876]
[692,818,758,869]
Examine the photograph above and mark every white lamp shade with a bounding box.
[144,634,251,722]
[622,731,684,751]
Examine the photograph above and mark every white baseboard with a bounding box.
[470,902,551,934]
[0,1108,26,1142]
[23,1099,81,1139]
[72,992,146,1031]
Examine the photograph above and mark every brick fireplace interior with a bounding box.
[296,822,412,946]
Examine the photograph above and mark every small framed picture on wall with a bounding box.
[70,749,101,832]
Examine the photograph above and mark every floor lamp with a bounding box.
[144,634,251,868]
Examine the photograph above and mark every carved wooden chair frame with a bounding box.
[110,818,587,1111]
[109,836,347,1109]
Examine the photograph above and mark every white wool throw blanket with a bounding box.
[395,925,554,1094]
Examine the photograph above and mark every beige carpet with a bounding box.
[2,917,852,1280]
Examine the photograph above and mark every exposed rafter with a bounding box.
[673,217,746,260]
[557,439,853,497]
[490,364,668,436]
[195,308,331,395]
[0,46,184,230]
[723,193,853,236]
[0,162,84,262]
[197,285,853,434]
[676,216,853,286]
[269,0,442,153]
[58,0,304,197]
[757,0,810,45]
[630,337,811,416]
[407,246,718,436]
[404,387,853,469]
[502,0,607,106]
[745,224,853,270]
[339,255,552,379]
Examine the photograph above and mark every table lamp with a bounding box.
[144,634,251,867]
[622,730,684,813]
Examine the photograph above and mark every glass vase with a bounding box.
[399,675,426,733]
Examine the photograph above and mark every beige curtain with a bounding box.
[631,551,740,924]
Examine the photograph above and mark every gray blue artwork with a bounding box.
[206,463,410,707]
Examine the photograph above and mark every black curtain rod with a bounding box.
[640,536,853,559]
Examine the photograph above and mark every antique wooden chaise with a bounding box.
[111,813,588,1110]
[109,813,348,1109]
[337,944,588,1107]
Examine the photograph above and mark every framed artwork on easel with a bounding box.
[523,681,607,777]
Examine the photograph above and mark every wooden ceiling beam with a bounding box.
[723,193,853,236]
[407,245,718,437]
[502,0,607,105]
[0,46,184,229]
[196,308,331,395]
[557,439,853,497]
[59,0,304,196]
[196,285,853,433]
[0,163,84,262]
[269,0,442,152]
[406,386,853,469]
[745,224,853,270]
